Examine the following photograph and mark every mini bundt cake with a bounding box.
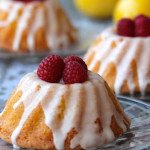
[0,55,130,149]
[0,0,77,52]
[85,16,150,95]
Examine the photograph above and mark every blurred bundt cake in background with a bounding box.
[0,0,77,52]
[85,15,150,95]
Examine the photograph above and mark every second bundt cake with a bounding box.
[0,0,77,52]
[85,27,150,95]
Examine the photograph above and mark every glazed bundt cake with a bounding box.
[0,0,77,52]
[0,55,130,149]
[85,16,150,95]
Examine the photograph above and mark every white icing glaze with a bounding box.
[13,4,33,51]
[27,7,45,51]
[0,0,77,51]
[85,28,150,95]
[0,71,130,149]
[0,2,23,27]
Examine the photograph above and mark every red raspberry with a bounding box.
[64,56,87,71]
[134,15,150,37]
[117,18,135,37]
[63,61,88,84]
[37,55,64,83]
[134,14,147,21]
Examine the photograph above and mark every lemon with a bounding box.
[114,0,150,23]
[74,0,119,19]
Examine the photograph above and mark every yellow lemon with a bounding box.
[74,0,119,19]
[114,0,150,23]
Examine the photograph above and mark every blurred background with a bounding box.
[71,0,150,22]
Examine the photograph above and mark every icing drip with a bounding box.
[27,7,45,51]
[0,2,23,27]
[138,38,150,95]
[45,0,70,49]
[13,4,33,51]
[46,0,59,48]
[0,0,77,51]
[85,28,150,94]
[0,71,130,149]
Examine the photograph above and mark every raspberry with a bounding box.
[64,56,87,71]
[63,61,88,84]
[37,55,64,83]
[134,14,147,21]
[134,15,150,37]
[117,18,135,37]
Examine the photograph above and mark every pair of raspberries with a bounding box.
[37,55,88,84]
[117,15,150,37]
